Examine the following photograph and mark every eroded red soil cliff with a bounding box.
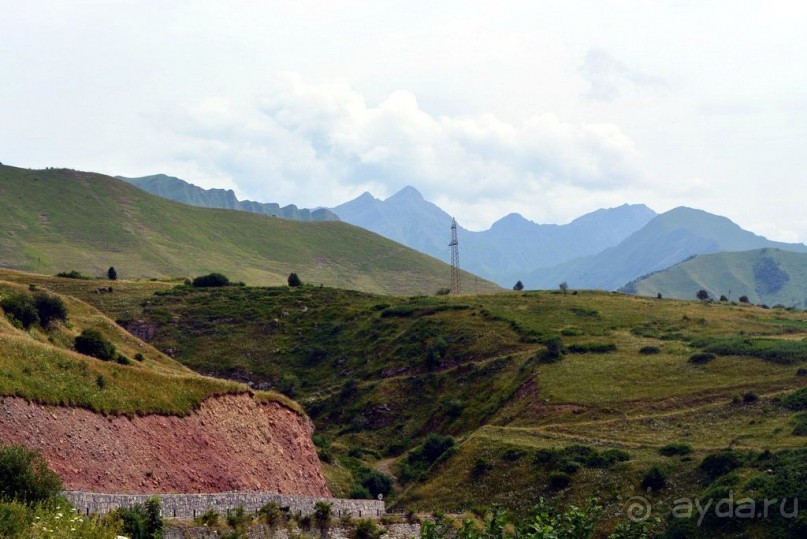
[0,394,330,496]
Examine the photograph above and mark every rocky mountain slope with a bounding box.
[120,173,339,222]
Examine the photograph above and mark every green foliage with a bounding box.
[548,471,572,490]
[399,434,456,484]
[115,497,163,539]
[782,387,807,410]
[566,342,617,354]
[226,505,250,531]
[738,295,750,303]
[0,501,29,538]
[33,292,68,327]
[314,501,332,530]
[696,289,709,301]
[192,273,231,288]
[688,352,715,365]
[691,335,807,364]
[536,336,564,363]
[352,519,383,539]
[197,508,219,527]
[107,267,118,281]
[640,465,667,491]
[74,329,117,361]
[659,443,692,457]
[699,451,741,480]
[56,270,90,280]
[257,501,284,528]
[0,444,63,504]
[638,345,660,355]
[287,272,302,287]
[471,457,492,479]
[0,293,39,329]
[753,256,790,295]
[355,467,392,498]
[513,281,524,291]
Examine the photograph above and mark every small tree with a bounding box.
[513,280,524,291]
[192,273,230,287]
[0,443,63,503]
[287,272,302,287]
[739,295,750,303]
[559,281,569,295]
[74,329,117,360]
[696,289,710,301]
[107,266,118,281]
[33,293,67,328]
[0,293,39,329]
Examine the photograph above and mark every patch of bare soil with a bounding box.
[0,394,330,496]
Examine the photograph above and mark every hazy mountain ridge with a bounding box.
[119,174,340,222]
[528,207,807,290]
[332,187,657,286]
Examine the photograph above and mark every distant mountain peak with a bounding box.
[491,213,534,230]
[387,185,424,202]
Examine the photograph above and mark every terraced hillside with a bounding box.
[44,269,807,535]
[0,165,498,295]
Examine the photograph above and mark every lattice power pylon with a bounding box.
[449,217,461,294]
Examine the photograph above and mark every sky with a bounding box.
[2,0,807,241]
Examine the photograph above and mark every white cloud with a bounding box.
[160,73,642,227]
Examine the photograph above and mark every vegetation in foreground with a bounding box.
[4,267,807,536]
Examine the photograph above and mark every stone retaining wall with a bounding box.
[65,491,384,521]
[164,523,421,539]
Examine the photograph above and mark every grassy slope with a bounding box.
[0,273,300,415]
[623,248,807,307]
[60,273,807,522]
[0,165,498,296]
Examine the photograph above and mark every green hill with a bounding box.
[41,269,807,536]
[622,248,807,307]
[0,165,498,295]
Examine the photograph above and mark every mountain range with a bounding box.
[115,173,807,293]
[119,174,340,221]
[331,188,657,286]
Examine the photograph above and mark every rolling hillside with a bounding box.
[528,207,807,290]
[55,272,807,535]
[0,165,498,295]
[119,173,340,221]
[622,248,807,307]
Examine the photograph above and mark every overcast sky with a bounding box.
[2,1,806,241]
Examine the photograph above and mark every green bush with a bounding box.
[0,444,63,504]
[641,465,667,491]
[781,387,807,410]
[659,443,692,457]
[257,501,284,528]
[689,352,716,365]
[74,329,117,361]
[192,273,230,287]
[56,270,90,280]
[115,497,163,539]
[107,267,118,281]
[0,501,29,537]
[537,336,564,363]
[226,505,250,530]
[639,345,660,355]
[287,272,302,287]
[351,519,383,539]
[548,471,572,490]
[566,342,617,354]
[314,501,332,530]
[33,293,67,328]
[700,451,742,480]
[356,467,392,498]
[197,508,219,527]
[0,293,39,329]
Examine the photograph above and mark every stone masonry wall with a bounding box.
[65,491,384,521]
